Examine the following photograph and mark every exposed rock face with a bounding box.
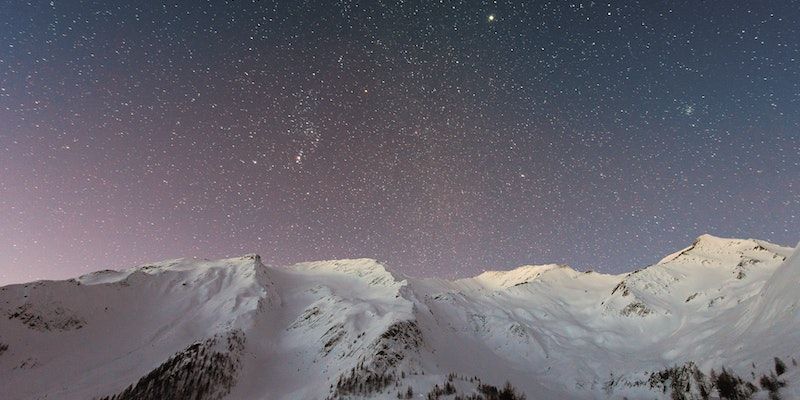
[7,302,85,331]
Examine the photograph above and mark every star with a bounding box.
[0,0,796,285]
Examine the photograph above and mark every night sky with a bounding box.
[1,1,798,285]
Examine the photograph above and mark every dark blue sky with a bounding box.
[1,0,798,284]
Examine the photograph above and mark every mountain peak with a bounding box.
[657,234,790,266]
[241,253,262,262]
[468,263,573,289]
[289,258,403,287]
[74,254,266,286]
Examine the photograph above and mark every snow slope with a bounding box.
[0,235,797,400]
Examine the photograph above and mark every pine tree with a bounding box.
[774,357,787,376]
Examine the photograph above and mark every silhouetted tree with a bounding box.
[774,357,787,376]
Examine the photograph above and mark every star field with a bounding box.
[1,0,798,284]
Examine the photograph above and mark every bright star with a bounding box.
[488,14,496,22]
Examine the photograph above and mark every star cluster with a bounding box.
[1,0,798,284]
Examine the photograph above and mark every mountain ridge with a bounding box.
[0,234,798,400]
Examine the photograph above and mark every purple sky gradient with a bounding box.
[1,1,798,285]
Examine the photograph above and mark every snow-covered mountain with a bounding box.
[1,235,798,400]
